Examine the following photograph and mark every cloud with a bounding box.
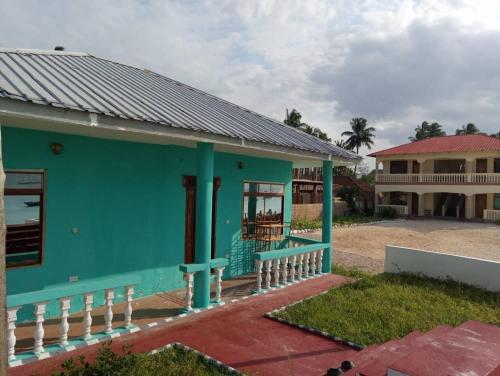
[1,0,500,167]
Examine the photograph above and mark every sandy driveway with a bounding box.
[309,219,500,273]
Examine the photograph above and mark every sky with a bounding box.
[2,0,500,167]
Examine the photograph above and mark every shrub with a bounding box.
[378,206,398,219]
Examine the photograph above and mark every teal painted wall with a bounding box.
[3,126,292,320]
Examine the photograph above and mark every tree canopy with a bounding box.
[341,117,376,154]
[283,109,331,141]
[456,123,480,135]
[409,121,446,141]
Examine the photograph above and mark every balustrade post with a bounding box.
[33,302,48,354]
[310,252,316,275]
[83,294,93,340]
[265,260,272,289]
[104,289,115,334]
[290,255,297,282]
[184,272,195,311]
[304,252,310,277]
[297,254,304,281]
[58,297,71,346]
[282,257,288,284]
[273,258,280,287]
[256,260,263,292]
[7,306,20,361]
[215,267,224,304]
[124,286,134,327]
[317,249,323,274]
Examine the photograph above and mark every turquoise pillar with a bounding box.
[193,142,214,308]
[322,160,333,273]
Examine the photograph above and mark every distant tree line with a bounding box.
[409,121,500,141]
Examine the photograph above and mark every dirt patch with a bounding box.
[309,219,500,273]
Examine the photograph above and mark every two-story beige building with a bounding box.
[369,135,500,221]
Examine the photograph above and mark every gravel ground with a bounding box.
[309,219,500,273]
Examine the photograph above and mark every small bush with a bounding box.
[377,206,398,219]
[291,218,322,230]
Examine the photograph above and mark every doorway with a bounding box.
[411,193,419,216]
[183,176,221,264]
[475,194,487,219]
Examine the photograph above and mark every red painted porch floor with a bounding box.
[11,274,357,376]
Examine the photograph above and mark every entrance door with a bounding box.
[183,176,221,264]
[411,193,419,216]
[475,194,487,219]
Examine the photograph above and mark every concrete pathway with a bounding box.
[11,274,358,376]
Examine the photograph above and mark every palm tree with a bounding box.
[341,118,375,155]
[284,109,303,128]
[409,121,446,141]
[334,139,352,150]
[456,123,480,135]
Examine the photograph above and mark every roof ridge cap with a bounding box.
[0,47,89,57]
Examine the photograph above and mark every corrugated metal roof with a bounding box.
[0,48,359,161]
[368,134,500,157]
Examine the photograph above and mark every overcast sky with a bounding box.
[2,0,500,165]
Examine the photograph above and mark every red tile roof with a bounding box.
[368,135,500,157]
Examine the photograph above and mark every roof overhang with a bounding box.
[0,98,358,166]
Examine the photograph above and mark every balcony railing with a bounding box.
[484,209,500,222]
[253,236,328,291]
[376,204,408,216]
[376,173,500,184]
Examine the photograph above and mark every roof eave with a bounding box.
[0,98,358,165]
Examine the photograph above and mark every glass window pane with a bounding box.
[271,184,284,194]
[6,172,43,189]
[258,184,271,193]
[5,195,40,225]
[262,196,282,221]
[495,194,500,210]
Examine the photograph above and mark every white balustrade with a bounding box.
[273,259,280,287]
[265,260,272,289]
[484,209,500,222]
[83,293,93,340]
[316,249,323,274]
[304,253,310,277]
[281,257,288,284]
[33,302,48,354]
[376,172,500,185]
[215,267,224,304]
[124,286,134,327]
[297,254,304,281]
[7,306,20,361]
[376,204,408,216]
[310,252,316,275]
[290,255,297,282]
[256,260,263,292]
[59,297,71,346]
[7,280,139,362]
[184,272,194,311]
[104,289,115,334]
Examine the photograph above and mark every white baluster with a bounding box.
[33,302,48,354]
[104,289,114,334]
[290,255,296,282]
[297,254,304,281]
[273,258,280,287]
[265,260,272,289]
[256,260,263,292]
[83,294,93,340]
[184,273,194,311]
[215,267,224,304]
[317,249,323,274]
[124,286,134,327]
[282,257,288,284]
[310,252,317,275]
[304,252,310,277]
[59,297,71,346]
[7,306,20,361]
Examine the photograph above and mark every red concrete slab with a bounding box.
[10,274,358,376]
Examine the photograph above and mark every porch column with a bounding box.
[465,194,474,220]
[322,160,333,273]
[418,193,425,217]
[193,142,214,308]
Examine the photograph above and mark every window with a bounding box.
[5,171,45,267]
[495,159,500,173]
[390,161,407,174]
[495,194,500,210]
[242,182,284,239]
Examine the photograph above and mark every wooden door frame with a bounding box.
[183,176,221,264]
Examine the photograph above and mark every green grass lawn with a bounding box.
[276,268,500,346]
[53,344,236,376]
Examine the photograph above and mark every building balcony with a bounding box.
[376,173,500,185]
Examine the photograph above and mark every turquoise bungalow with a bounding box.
[0,48,359,365]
